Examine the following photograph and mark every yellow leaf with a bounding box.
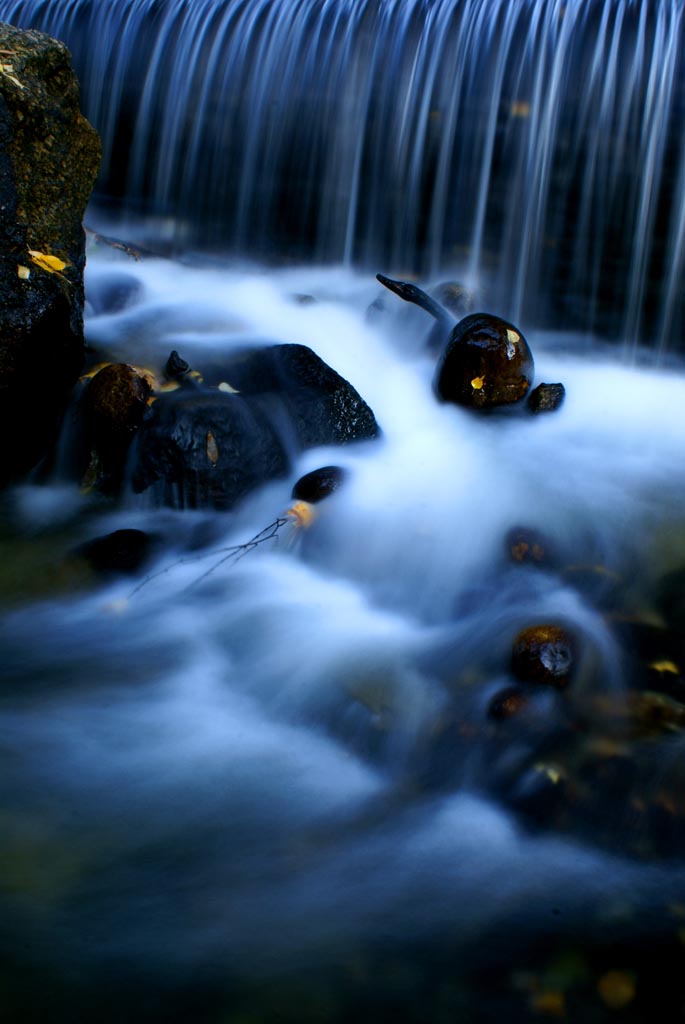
[471,376,485,390]
[286,501,316,529]
[650,659,679,675]
[206,431,219,465]
[28,250,68,274]
[0,63,24,90]
[17,264,30,280]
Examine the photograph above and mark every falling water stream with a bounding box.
[1,1,685,1020]
[2,0,685,346]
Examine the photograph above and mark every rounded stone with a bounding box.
[86,362,152,442]
[487,684,530,721]
[434,312,534,409]
[291,465,347,503]
[505,526,551,566]
[511,624,577,688]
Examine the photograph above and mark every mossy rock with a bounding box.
[0,22,101,484]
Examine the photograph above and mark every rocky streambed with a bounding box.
[1,249,685,1020]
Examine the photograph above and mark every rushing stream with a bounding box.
[1,0,685,1019]
[1,253,685,1019]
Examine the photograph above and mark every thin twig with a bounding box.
[128,516,289,598]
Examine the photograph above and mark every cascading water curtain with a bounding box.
[1,0,684,350]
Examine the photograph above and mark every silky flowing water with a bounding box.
[0,253,684,1018]
[1,0,685,1019]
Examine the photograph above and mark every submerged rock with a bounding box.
[435,313,534,409]
[487,684,530,721]
[131,390,289,510]
[511,624,577,689]
[505,526,553,566]
[426,280,478,352]
[77,528,155,574]
[86,270,144,316]
[0,23,101,485]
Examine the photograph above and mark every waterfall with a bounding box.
[1,0,684,349]
[3,3,685,1015]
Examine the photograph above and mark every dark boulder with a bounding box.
[131,389,290,510]
[505,526,553,566]
[219,344,379,448]
[130,346,376,510]
[528,382,565,413]
[511,624,577,689]
[0,23,101,485]
[434,313,534,409]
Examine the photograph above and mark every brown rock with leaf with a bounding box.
[0,21,101,484]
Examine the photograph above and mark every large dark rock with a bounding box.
[434,313,534,409]
[131,390,290,510]
[0,22,101,485]
[130,345,378,510]
[219,344,380,448]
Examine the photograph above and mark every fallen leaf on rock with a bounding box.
[28,250,68,274]
[206,431,219,465]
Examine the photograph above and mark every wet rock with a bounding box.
[86,270,143,316]
[165,349,190,380]
[434,313,534,409]
[509,763,568,827]
[77,528,155,574]
[528,382,565,413]
[0,23,101,485]
[430,281,478,320]
[291,465,347,503]
[86,363,152,442]
[511,624,577,689]
[505,526,553,566]
[82,363,152,491]
[131,389,289,510]
[217,344,379,448]
[487,684,530,721]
